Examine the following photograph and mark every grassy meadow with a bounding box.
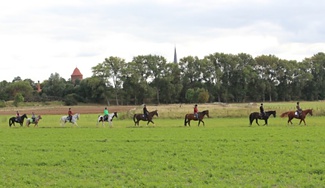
[0,101,325,187]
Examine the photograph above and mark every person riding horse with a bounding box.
[194,104,198,119]
[296,102,302,118]
[31,112,36,123]
[103,107,109,121]
[143,104,149,120]
[16,111,20,122]
[260,103,265,118]
[68,108,73,122]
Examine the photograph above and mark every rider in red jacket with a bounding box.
[194,104,198,119]
[68,108,73,122]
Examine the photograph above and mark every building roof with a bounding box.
[71,67,83,76]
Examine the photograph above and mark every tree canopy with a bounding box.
[1,52,325,105]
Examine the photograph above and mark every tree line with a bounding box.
[1,52,325,106]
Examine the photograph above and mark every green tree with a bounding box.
[6,81,33,101]
[41,73,67,99]
[78,76,107,103]
[92,56,125,105]
[13,93,24,107]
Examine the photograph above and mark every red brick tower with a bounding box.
[71,67,83,83]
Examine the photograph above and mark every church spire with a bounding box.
[173,46,178,64]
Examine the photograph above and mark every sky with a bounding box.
[1,0,325,82]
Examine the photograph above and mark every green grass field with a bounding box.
[0,112,324,187]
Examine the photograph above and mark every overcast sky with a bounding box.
[1,0,325,82]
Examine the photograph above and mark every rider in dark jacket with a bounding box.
[296,102,302,117]
[143,104,149,120]
[260,103,265,118]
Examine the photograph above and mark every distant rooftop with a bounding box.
[71,67,83,76]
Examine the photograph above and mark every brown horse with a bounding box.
[184,110,210,126]
[280,109,313,125]
[133,110,158,126]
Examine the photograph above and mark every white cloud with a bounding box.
[0,0,325,82]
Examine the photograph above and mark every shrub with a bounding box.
[64,94,78,106]
[0,100,6,108]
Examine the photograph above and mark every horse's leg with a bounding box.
[300,118,306,125]
[201,120,205,126]
[264,119,268,126]
[255,118,259,126]
[197,120,200,126]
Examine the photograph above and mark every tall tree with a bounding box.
[92,56,126,105]
[41,73,67,99]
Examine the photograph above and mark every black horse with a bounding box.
[133,110,158,126]
[249,110,276,126]
[184,110,210,126]
[9,114,28,127]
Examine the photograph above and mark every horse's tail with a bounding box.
[8,118,12,127]
[133,114,137,123]
[280,111,290,118]
[184,114,187,126]
[249,113,253,125]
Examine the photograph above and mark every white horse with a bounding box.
[97,112,118,127]
[26,115,42,127]
[60,113,80,126]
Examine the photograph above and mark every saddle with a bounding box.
[295,111,301,118]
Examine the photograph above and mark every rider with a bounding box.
[260,103,265,118]
[16,111,20,121]
[31,112,36,123]
[296,102,302,117]
[104,107,109,121]
[143,104,149,120]
[68,108,73,122]
[194,104,198,119]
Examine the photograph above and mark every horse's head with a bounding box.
[38,115,42,119]
[272,111,276,118]
[306,109,313,116]
[151,110,158,117]
[114,112,118,118]
[202,110,210,118]
[21,114,28,119]
[76,113,80,120]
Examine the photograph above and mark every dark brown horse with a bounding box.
[9,114,28,127]
[280,109,313,125]
[133,110,158,126]
[184,110,209,126]
[249,110,276,126]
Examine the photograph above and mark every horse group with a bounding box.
[7,107,314,128]
[249,109,313,126]
[9,114,42,127]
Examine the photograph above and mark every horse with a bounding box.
[249,110,276,126]
[184,110,210,126]
[9,114,28,127]
[26,115,42,127]
[97,112,118,127]
[280,109,313,125]
[60,113,80,126]
[133,110,158,126]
